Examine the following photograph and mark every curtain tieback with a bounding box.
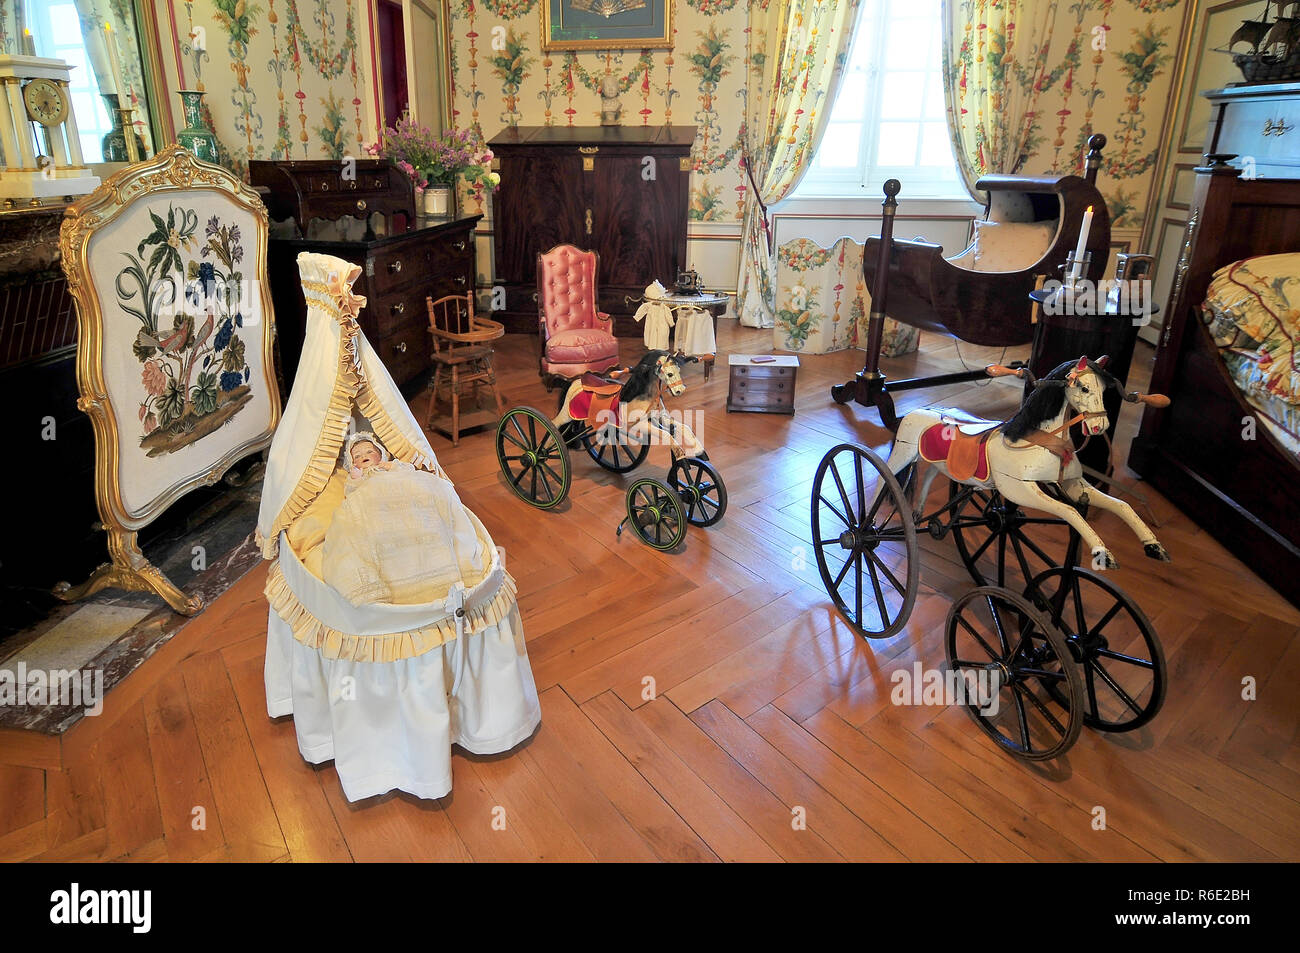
[741,145,774,255]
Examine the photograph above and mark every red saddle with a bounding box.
[919,421,994,482]
[568,373,622,426]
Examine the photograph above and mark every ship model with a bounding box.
[1222,0,1300,84]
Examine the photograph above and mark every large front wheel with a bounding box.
[496,407,571,508]
[811,444,918,639]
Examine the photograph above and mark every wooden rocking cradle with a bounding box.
[833,135,1112,430]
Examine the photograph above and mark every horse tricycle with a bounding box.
[813,355,1172,760]
[496,350,726,551]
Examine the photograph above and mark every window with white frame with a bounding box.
[793,0,964,200]
[26,0,113,162]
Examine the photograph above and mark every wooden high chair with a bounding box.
[425,292,506,446]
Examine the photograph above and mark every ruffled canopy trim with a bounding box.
[256,278,443,559]
[264,559,521,662]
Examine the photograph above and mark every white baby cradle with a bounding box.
[255,252,541,802]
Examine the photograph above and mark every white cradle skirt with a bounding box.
[264,601,542,802]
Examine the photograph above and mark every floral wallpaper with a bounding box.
[448,0,751,223]
[448,0,1188,233]
[159,0,372,178]
[1012,0,1187,230]
[140,0,1185,230]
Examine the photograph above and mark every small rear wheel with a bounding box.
[667,457,727,526]
[496,407,571,508]
[945,586,1084,761]
[625,478,688,551]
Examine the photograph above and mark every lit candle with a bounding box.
[105,22,126,99]
[1070,204,1093,284]
[22,28,35,56]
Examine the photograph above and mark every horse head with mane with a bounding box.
[554,350,705,458]
[878,355,1172,570]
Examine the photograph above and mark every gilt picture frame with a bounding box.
[56,144,281,614]
[541,0,673,52]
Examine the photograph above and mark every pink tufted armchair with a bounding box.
[537,244,619,383]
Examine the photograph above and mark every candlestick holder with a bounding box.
[1063,250,1092,291]
[101,94,146,163]
[1029,251,1094,317]
[117,109,140,163]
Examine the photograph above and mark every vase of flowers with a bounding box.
[368,118,500,218]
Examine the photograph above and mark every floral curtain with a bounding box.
[941,0,1061,199]
[0,0,26,55]
[775,237,919,357]
[736,0,862,329]
[70,0,155,155]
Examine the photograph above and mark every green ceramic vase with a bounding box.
[175,90,219,163]
[100,94,148,163]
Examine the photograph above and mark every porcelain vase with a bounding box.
[175,90,220,164]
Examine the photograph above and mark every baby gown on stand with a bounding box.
[255,252,541,802]
[632,280,675,350]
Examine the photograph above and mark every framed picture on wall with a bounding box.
[541,0,673,51]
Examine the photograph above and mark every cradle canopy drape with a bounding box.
[941,0,1061,199]
[736,0,862,330]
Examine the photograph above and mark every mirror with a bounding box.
[375,0,451,133]
[3,0,161,163]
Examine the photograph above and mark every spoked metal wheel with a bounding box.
[667,457,727,526]
[496,407,571,509]
[581,422,650,472]
[949,483,1077,590]
[1025,567,1167,732]
[811,444,919,639]
[945,586,1085,761]
[623,478,688,551]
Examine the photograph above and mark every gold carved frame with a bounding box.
[541,0,674,52]
[55,144,281,615]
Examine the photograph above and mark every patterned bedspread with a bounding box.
[1201,253,1300,457]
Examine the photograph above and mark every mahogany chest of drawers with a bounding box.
[250,159,416,227]
[727,354,799,414]
[264,215,480,393]
[253,158,480,393]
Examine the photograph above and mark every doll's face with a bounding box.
[349,441,382,470]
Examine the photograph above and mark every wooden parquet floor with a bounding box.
[2,320,1298,862]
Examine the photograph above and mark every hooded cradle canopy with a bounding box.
[257,252,540,802]
[257,252,442,561]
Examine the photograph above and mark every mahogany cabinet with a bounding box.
[489,125,696,336]
[252,157,479,394]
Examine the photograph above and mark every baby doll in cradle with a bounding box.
[322,431,492,608]
[345,432,409,482]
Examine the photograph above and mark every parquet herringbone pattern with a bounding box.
[3,321,1297,862]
